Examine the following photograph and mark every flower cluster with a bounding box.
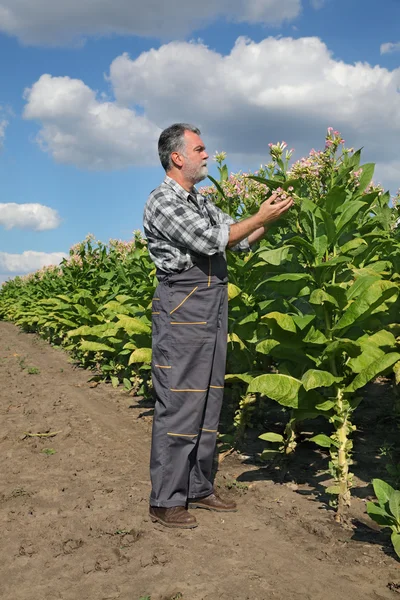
[268,141,294,162]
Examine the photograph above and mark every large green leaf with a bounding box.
[248,374,302,408]
[346,353,400,392]
[262,311,297,333]
[346,275,381,302]
[347,345,385,374]
[258,247,290,266]
[334,280,399,331]
[302,369,342,391]
[256,339,279,354]
[335,201,367,236]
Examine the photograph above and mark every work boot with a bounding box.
[188,492,237,512]
[149,506,198,529]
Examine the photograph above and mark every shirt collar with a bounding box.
[164,175,203,204]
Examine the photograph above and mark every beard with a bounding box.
[184,161,208,184]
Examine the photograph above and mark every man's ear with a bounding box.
[171,151,184,168]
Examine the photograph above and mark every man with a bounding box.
[143,123,293,529]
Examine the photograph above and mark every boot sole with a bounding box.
[188,503,237,512]
[149,514,198,529]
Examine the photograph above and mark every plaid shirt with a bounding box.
[143,175,250,274]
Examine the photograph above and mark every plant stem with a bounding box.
[335,387,351,518]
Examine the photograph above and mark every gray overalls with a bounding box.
[150,253,228,507]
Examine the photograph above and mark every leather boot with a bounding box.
[149,506,198,528]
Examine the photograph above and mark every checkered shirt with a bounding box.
[143,175,250,274]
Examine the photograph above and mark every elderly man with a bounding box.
[143,123,293,529]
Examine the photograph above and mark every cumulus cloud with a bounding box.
[23,36,400,192]
[23,74,160,169]
[0,0,301,46]
[0,251,67,275]
[108,36,400,189]
[380,42,400,55]
[0,203,61,231]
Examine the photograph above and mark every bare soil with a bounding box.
[1,321,399,600]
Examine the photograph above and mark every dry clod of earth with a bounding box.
[0,322,398,600]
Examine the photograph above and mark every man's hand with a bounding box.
[256,193,294,227]
[228,192,294,248]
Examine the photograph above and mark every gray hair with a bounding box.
[158,123,201,171]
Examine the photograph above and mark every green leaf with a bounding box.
[391,532,400,559]
[346,353,400,392]
[372,479,396,509]
[111,376,119,388]
[366,502,393,527]
[255,339,279,354]
[262,311,297,333]
[326,486,340,495]
[340,238,367,254]
[228,332,247,349]
[309,434,334,448]
[260,449,281,460]
[224,373,254,384]
[128,348,152,364]
[324,186,347,215]
[116,315,151,335]
[346,275,381,302]
[302,369,342,391]
[335,201,367,236]
[248,374,302,408]
[259,432,284,443]
[335,280,399,331]
[302,327,328,345]
[309,289,338,307]
[357,163,375,194]
[258,247,290,266]
[315,400,335,411]
[347,345,385,374]
[389,491,400,524]
[323,339,361,359]
[80,341,115,353]
[228,283,241,300]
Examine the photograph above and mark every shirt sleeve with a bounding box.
[205,201,251,253]
[148,190,230,256]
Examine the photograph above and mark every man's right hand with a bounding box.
[256,193,294,227]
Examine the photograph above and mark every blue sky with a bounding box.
[0,0,399,281]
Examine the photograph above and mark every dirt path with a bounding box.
[1,321,399,600]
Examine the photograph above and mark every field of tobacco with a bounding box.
[2,129,400,558]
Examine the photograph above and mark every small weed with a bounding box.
[41,448,56,456]
[18,357,27,370]
[28,366,40,375]
[139,596,151,600]
[225,479,248,491]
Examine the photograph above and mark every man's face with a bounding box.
[181,130,209,184]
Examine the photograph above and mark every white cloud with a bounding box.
[380,42,400,55]
[0,0,301,46]
[23,36,400,193]
[108,36,400,190]
[0,251,67,274]
[0,118,7,149]
[23,74,160,170]
[0,203,61,231]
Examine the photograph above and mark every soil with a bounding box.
[1,320,400,600]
